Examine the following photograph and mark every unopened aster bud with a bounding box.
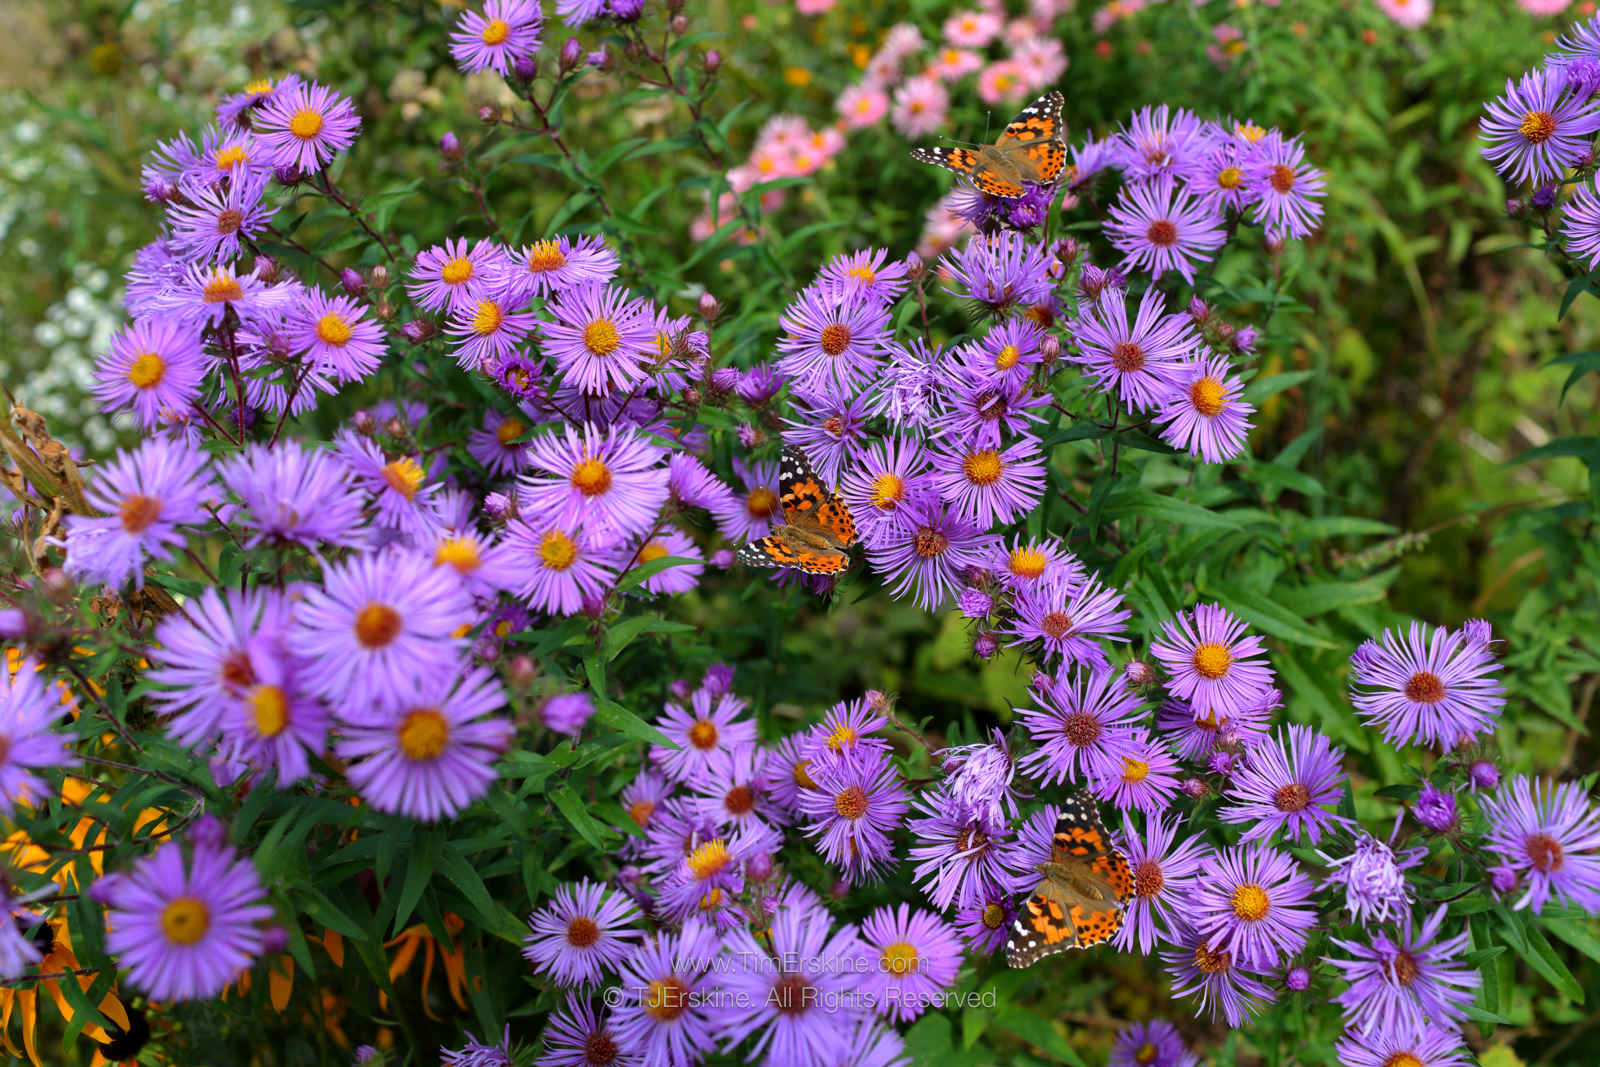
[737,424,765,448]
[581,594,606,619]
[369,264,389,288]
[903,251,925,281]
[1490,865,1517,894]
[189,814,227,851]
[709,368,740,394]
[1233,325,1258,353]
[1207,751,1237,776]
[682,387,702,406]
[1413,782,1459,834]
[865,690,892,714]
[506,655,537,686]
[587,48,609,70]
[1030,671,1054,694]
[711,548,734,568]
[439,131,463,160]
[340,268,366,296]
[383,418,404,438]
[1054,237,1081,265]
[704,49,722,73]
[1124,660,1152,685]
[400,319,436,343]
[513,52,537,80]
[253,256,281,284]
[40,567,74,605]
[1264,236,1284,256]
[697,291,720,320]
[1188,296,1210,322]
[669,13,688,34]
[374,299,394,322]
[1179,777,1209,798]
[746,851,774,882]
[261,925,288,954]
[1039,334,1061,365]
[1469,760,1500,790]
[1284,966,1311,992]
[973,633,998,660]
[668,679,693,701]
[351,409,376,434]
[1506,198,1526,218]
[957,587,993,619]
[478,105,498,125]
[273,163,304,186]
[560,37,583,71]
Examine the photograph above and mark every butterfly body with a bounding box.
[737,446,858,575]
[911,90,1067,200]
[1005,791,1133,968]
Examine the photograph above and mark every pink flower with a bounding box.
[838,84,890,129]
[1374,0,1432,25]
[757,115,809,151]
[882,23,926,60]
[1012,37,1067,91]
[977,60,1028,107]
[1002,16,1046,49]
[795,0,835,13]
[926,47,984,82]
[892,78,950,138]
[944,9,1002,47]
[1517,0,1571,12]
[1094,0,1148,33]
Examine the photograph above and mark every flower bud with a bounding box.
[1179,777,1209,798]
[670,13,688,34]
[40,567,74,605]
[1124,660,1152,686]
[682,387,702,406]
[697,291,720,321]
[369,264,390,289]
[375,299,394,322]
[273,163,304,187]
[668,679,693,701]
[1506,198,1526,218]
[1469,760,1500,790]
[401,319,436,343]
[1490,865,1517,894]
[1053,237,1081,266]
[1234,325,1258,353]
[477,105,498,125]
[903,250,925,281]
[253,256,281,285]
[1284,966,1311,992]
[439,131,463,161]
[1039,334,1061,365]
[504,656,535,687]
[1532,184,1558,211]
[560,37,583,72]
[1188,296,1210,322]
[705,49,722,73]
[973,632,998,660]
[261,925,289,954]
[190,814,228,851]
[340,268,366,296]
[587,48,610,71]
[352,409,376,433]
[513,53,537,80]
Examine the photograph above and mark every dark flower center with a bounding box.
[566,916,599,948]
[216,208,243,235]
[1404,671,1445,704]
[770,973,814,1015]
[1041,612,1073,640]
[913,527,948,558]
[1134,859,1165,898]
[724,785,755,815]
[1062,710,1101,747]
[1111,341,1145,372]
[1388,950,1419,986]
[975,389,1008,420]
[1274,783,1312,812]
[1269,165,1296,194]
[1146,219,1178,247]
[819,323,852,355]
[1526,832,1565,873]
[584,1029,619,1065]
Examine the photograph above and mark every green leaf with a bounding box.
[1198,588,1336,648]
[551,785,613,850]
[1289,515,1399,541]
[1499,906,1584,1002]
[393,828,439,936]
[1272,570,1398,617]
[1541,915,1600,966]
[613,555,700,594]
[301,889,370,942]
[605,614,696,661]
[1102,488,1244,532]
[592,694,673,748]
[365,179,421,231]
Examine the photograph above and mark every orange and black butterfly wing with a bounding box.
[736,529,848,574]
[1005,792,1131,968]
[996,90,1066,148]
[909,145,982,178]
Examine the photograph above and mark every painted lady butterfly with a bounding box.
[1005,790,1134,968]
[736,446,858,575]
[910,90,1068,200]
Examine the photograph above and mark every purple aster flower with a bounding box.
[1115,104,1209,182]
[92,315,206,428]
[503,517,619,615]
[1413,782,1460,834]
[406,237,511,315]
[253,81,360,172]
[95,832,273,1001]
[146,587,292,747]
[441,1027,512,1067]
[202,630,325,786]
[333,430,443,541]
[936,729,1018,824]
[998,804,1071,895]
[215,73,302,130]
[1480,67,1600,186]
[542,995,640,1067]
[625,528,705,596]
[1245,133,1326,240]
[1328,905,1480,1036]
[545,283,654,396]
[1089,729,1180,814]
[217,442,368,553]
[1219,724,1347,844]
[287,549,472,709]
[1468,759,1501,790]
[906,787,1013,911]
[123,237,186,316]
[1016,667,1146,784]
[0,659,74,813]
[1481,775,1600,913]
[652,688,757,784]
[864,495,999,611]
[817,247,910,305]
[1070,286,1201,412]
[1561,177,1600,269]
[335,664,512,819]
[62,438,213,589]
[992,536,1084,590]
[686,743,784,832]
[168,169,275,262]
[429,524,521,599]
[941,231,1054,311]
[446,293,537,372]
[712,900,866,1060]
[611,919,724,1066]
[710,457,782,542]
[449,0,543,75]
[1112,811,1211,955]
[1006,574,1131,670]
[1348,620,1505,748]
[958,587,993,619]
[935,360,1050,448]
[858,904,962,1022]
[775,284,890,397]
[1106,175,1227,283]
[782,391,872,488]
[1320,817,1428,926]
[1191,843,1316,968]
[837,436,930,540]
[1109,1019,1200,1067]
[957,318,1046,381]
[537,693,594,736]
[930,435,1046,527]
[1156,354,1256,462]
[1150,602,1275,723]
[1156,693,1272,761]
[1180,140,1257,216]
[510,234,619,299]
[867,338,949,431]
[465,409,532,476]
[289,289,385,384]
[519,423,669,542]
[1333,1022,1473,1067]
[666,454,730,512]
[187,123,266,184]
[954,887,1016,955]
[797,747,910,883]
[142,131,200,201]
[1161,929,1272,1027]
[1077,262,1127,302]
[523,879,641,988]
[161,261,285,329]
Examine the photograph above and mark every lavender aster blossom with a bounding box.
[1348,620,1505,748]
[837,436,929,539]
[332,430,442,542]
[217,442,369,553]
[446,293,537,371]
[406,237,510,315]
[1333,1022,1473,1067]
[449,0,544,76]
[1245,133,1327,240]
[1480,67,1600,186]
[92,316,206,428]
[1320,820,1427,926]
[797,747,909,883]
[1069,286,1201,412]
[687,743,784,833]
[441,1027,512,1067]
[1561,177,1600,269]
[1192,844,1317,968]
[930,435,1046,527]
[1005,574,1131,670]
[864,495,998,611]
[816,247,910,305]
[95,832,273,1001]
[1413,782,1460,834]
[775,285,891,397]
[1109,1019,1200,1067]
[146,587,292,747]
[1219,724,1347,844]
[1115,104,1209,182]
[1016,667,1145,785]
[1088,729,1180,814]
[520,423,669,542]
[545,284,655,395]
[1150,603,1275,723]
[290,289,386,384]
[541,995,639,1067]
[523,879,641,988]
[1161,929,1272,1027]
[652,688,758,784]
[941,231,1054,311]
[62,438,214,590]
[0,660,74,813]
[504,518,619,615]
[1480,775,1600,913]
[611,920,722,1066]
[167,169,275,262]
[1112,812,1211,954]
[858,904,962,1022]
[511,235,619,298]
[937,359,1050,446]
[254,81,360,173]
[905,788,1013,912]
[992,536,1084,590]
[1156,354,1256,463]
[538,693,595,736]
[1328,905,1481,1035]
[936,729,1017,823]
[1105,175,1226,283]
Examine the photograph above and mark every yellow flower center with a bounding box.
[289,109,324,141]
[628,799,655,827]
[1236,122,1267,143]
[1519,110,1557,143]
[1216,166,1243,190]
[746,487,778,519]
[214,145,249,171]
[1122,758,1150,784]
[834,785,869,820]
[354,602,402,649]
[127,352,166,389]
[637,541,669,565]
[962,449,1003,486]
[847,264,876,284]
[646,978,690,1021]
[472,300,504,336]
[160,896,211,946]
[440,257,474,285]
[584,319,621,356]
[881,942,919,975]
[398,708,449,760]
[315,313,353,347]
[1008,547,1048,579]
[539,529,578,571]
[434,536,482,573]
[382,457,424,500]
[119,493,163,534]
[1231,883,1270,921]
[481,18,511,45]
[244,78,274,96]
[1190,377,1227,417]
[525,239,567,273]
[995,343,1020,370]
[570,457,613,496]
[202,271,243,303]
[686,839,730,880]
[495,417,526,445]
[250,685,289,738]
[826,724,857,751]
[1193,642,1233,679]
[1383,1055,1424,1067]
[870,473,904,510]
[688,720,719,749]
[790,759,818,790]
